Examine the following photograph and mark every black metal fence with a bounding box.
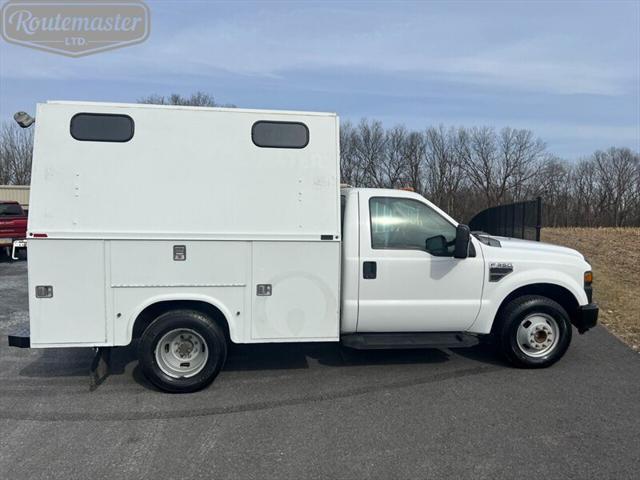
[468,197,542,241]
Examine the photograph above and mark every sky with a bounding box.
[0,0,638,159]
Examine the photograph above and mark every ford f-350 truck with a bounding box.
[8,102,598,393]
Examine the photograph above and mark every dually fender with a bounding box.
[122,292,238,345]
[468,268,588,335]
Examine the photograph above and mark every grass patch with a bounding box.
[542,228,640,352]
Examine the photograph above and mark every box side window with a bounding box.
[252,121,309,149]
[70,113,134,142]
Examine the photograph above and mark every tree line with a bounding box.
[0,122,33,186]
[340,120,640,227]
[1,92,638,227]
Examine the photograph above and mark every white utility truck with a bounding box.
[8,101,598,393]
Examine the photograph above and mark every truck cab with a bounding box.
[340,188,483,334]
[339,187,598,362]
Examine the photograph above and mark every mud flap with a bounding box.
[8,324,30,348]
[90,347,111,391]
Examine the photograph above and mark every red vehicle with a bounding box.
[0,201,28,260]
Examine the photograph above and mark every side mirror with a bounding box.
[454,224,470,259]
[425,234,447,256]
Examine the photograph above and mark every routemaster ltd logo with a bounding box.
[0,0,150,57]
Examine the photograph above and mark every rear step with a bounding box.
[341,332,480,350]
[8,324,30,348]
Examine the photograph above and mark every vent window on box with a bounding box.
[252,121,309,149]
[70,113,134,142]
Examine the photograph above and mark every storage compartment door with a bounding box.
[29,240,106,345]
[252,241,340,341]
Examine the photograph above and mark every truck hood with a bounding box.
[491,236,585,261]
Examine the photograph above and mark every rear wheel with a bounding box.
[497,295,572,368]
[139,310,227,393]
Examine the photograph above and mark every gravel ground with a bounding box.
[1,260,639,479]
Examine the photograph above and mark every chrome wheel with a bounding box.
[154,328,209,378]
[516,313,559,358]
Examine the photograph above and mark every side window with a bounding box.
[369,197,457,256]
[0,203,24,216]
[252,121,309,149]
[70,113,134,142]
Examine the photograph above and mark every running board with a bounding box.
[341,332,480,350]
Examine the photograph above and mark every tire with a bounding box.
[496,295,572,368]
[138,309,227,393]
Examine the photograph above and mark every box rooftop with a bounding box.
[46,100,337,117]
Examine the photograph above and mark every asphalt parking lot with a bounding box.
[1,260,639,479]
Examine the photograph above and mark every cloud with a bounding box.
[1,1,636,97]
[1,1,638,157]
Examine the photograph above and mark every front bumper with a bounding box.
[574,303,598,334]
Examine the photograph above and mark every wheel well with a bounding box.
[491,283,580,334]
[132,300,231,342]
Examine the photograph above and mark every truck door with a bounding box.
[357,192,484,332]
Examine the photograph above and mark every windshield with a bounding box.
[0,203,24,216]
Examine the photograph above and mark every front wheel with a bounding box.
[138,310,227,393]
[497,295,572,368]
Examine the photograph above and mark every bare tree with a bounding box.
[353,119,387,188]
[456,126,546,209]
[382,125,409,188]
[138,91,235,107]
[534,157,572,227]
[592,147,639,226]
[339,121,366,186]
[571,158,599,226]
[499,127,546,202]
[403,131,425,194]
[632,155,640,226]
[424,126,465,216]
[456,126,498,207]
[0,122,34,185]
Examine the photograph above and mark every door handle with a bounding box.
[363,261,377,279]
